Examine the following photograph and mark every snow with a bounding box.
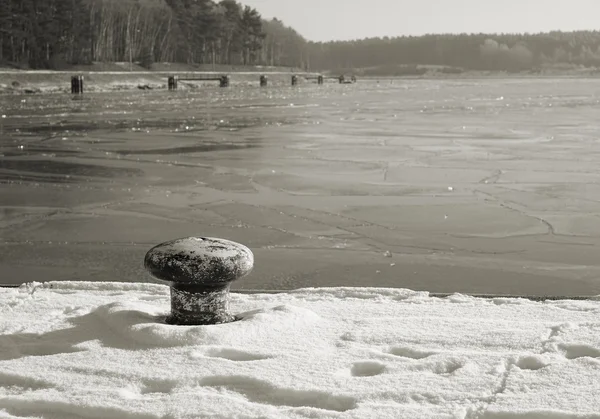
[1,282,600,418]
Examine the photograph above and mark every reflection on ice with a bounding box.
[0,159,143,180]
[1,79,600,295]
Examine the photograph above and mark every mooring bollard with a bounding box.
[168,76,178,91]
[71,75,84,94]
[291,75,298,86]
[317,75,324,85]
[260,75,268,87]
[220,75,230,87]
[144,237,254,325]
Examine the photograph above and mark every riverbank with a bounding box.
[0,71,314,94]
[0,62,311,94]
[343,62,600,78]
[3,67,600,95]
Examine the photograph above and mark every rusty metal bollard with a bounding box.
[144,237,254,325]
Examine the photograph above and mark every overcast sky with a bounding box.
[241,0,600,42]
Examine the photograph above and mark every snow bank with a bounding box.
[1,282,600,418]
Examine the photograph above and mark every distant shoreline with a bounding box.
[1,65,599,95]
[0,64,317,94]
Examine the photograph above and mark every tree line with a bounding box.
[0,0,307,69]
[306,31,600,74]
[3,0,600,74]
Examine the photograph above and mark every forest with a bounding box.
[1,0,600,74]
[307,31,600,74]
[0,0,307,69]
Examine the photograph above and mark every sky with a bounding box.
[1,281,600,418]
[241,0,600,42]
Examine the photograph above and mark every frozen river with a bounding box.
[1,78,600,295]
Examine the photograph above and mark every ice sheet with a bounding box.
[1,79,600,294]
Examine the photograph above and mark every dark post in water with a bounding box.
[339,75,345,84]
[260,75,268,87]
[317,75,324,85]
[168,76,178,91]
[71,75,84,94]
[291,75,298,86]
[220,75,230,87]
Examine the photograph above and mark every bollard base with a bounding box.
[165,313,240,326]
[168,284,237,325]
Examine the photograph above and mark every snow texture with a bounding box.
[1,282,600,418]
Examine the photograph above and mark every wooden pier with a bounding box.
[304,74,357,84]
[168,75,230,90]
[68,72,357,93]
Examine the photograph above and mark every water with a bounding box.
[2,78,600,295]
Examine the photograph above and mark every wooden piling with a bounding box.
[168,76,178,90]
[71,75,84,94]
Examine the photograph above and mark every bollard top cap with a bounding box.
[144,237,254,285]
